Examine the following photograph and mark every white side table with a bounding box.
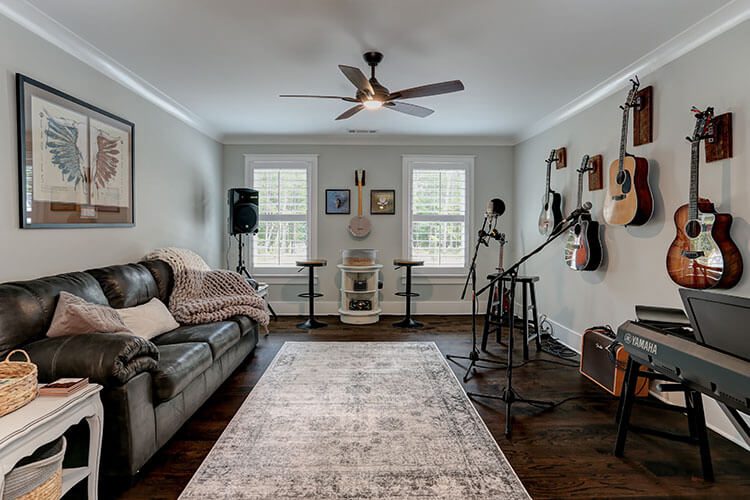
[0,384,103,499]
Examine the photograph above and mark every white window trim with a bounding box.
[402,155,475,276]
[244,154,318,277]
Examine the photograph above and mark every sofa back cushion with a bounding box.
[140,260,174,305]
[0,272,108,357]
[87,263,161,309]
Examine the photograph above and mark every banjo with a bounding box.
[348,169,371,237]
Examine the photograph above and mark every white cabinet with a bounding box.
[337,264,382,324]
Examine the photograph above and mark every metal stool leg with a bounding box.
[529,282,541,352]
[522,283,530,361]
[297,266,326,330]
[394,265,423,328]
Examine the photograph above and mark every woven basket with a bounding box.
[4,436,65,500]
[0,350,38,417]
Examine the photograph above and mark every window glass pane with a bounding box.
[252,165,310,268]
[410,165,467,268]
[253,220,308,267]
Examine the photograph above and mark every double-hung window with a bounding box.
[244,155,317,275]
[402,155,474,274]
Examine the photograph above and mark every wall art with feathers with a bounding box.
[17,74,134,228]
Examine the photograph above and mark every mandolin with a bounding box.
[564,155,602,271]
[603,77,653,226]
[538,149,564,236]
[666,107,742,289]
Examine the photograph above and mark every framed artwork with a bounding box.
[325,189,350,214]
[370,189,395,215]
[17,74,135,228]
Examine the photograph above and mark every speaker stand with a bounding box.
[235,233,278,322]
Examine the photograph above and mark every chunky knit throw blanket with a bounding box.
[144,247,269,330]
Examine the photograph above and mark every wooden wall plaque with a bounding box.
[633,86,653,146]
[705,112,732,162]
[588,155,603,191]
[555,147,567,169]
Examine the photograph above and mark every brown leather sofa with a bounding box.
[0,260,258,478]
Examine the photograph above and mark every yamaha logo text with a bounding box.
[623,333,658,356]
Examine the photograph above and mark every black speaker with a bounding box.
[228,188,259,235]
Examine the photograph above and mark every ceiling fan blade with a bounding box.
[338,65,374,97]
[388,80,464,100]
[335,104,365,120]
[384,101,434,118]
[280,94,358,103]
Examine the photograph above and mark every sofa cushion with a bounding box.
[152,343,212,402]
[87,263,160,309]
[0,272,108,357]
[140,260,174,306]
[151,322,240,359]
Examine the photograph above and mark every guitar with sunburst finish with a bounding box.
[666,107,742,289]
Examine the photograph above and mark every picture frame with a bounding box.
[370,189,395,215]
[325,189,351,214]
[17,74,135,228]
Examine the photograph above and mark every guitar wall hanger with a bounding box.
[686,107,732,162]
[554,147,567,169]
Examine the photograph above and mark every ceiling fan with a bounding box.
[280,51,464,120]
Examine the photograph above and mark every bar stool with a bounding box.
[393,259,424,328]
[481,274,542,360]
[296,259,327,329]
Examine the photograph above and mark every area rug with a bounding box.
[180,342,530,499]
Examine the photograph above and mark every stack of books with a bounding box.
[39,378,89,397]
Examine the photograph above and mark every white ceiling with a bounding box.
[22,0,731,142]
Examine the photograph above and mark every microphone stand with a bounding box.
[445,214,507,382]
[468,212,582,437]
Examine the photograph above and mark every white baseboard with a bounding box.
[541,315,749,451]
[270,300,473,316]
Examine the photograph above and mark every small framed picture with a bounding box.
[370,189,395,215]
[325,189,350,214]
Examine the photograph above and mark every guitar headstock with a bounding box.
[577,154,592,174]
[687,107,714,143]
[546,149,557,165]
[621,75,641,110]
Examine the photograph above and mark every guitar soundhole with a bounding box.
[685,220,702,238]
[616,170,626,185]
[616,170,632,194]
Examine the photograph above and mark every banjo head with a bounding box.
[348,216,371,237]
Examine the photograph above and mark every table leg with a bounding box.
[86,400,104,500]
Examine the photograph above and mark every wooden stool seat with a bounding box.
[296,259,327,329]
[394,259,424,267]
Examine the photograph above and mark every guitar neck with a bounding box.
[689,140,700,220]
[357,184,363,216]
[544,160,552,201]
[618,106,630,171]
[576,169,584,209]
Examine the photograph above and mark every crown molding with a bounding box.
[221,133,514,146]
[516,0,750,144]
[0,0,220,141]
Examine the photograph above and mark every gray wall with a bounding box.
[513,20,750,447]
[223,144,513,312]
[0,15,223,281]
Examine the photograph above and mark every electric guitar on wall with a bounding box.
[603,77,653,226]
[538,149,563,236]
[666,107,742,289]
[564,155,602,271]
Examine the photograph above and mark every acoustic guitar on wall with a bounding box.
[603,77,653,226]
[538,149,563,236]
[564,155,602,271]
[666,107,742,289]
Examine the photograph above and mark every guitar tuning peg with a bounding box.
[619,105,626,110]
[685,136,693,142]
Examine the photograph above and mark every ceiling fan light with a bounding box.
[362,99,383,110]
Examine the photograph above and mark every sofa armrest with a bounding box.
[24,333,159,386]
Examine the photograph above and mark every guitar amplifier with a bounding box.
[580,328,649,397]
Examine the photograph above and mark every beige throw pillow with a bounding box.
[117,298,179,340]
[47,291,131,338]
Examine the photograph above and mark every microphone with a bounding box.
[486,198,506,218]
[564,202,593,222]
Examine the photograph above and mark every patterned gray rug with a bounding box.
[180,342,530,499]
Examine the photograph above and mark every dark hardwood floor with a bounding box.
[110,315,750,499]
